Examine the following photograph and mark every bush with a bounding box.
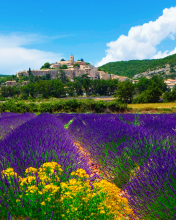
[0,96,6,101]
[28,103,39,112]
[63,99,81,113]
[107,99,127,112]
[0,100,17,113]
[39,103,53,113]
[79,99,96,113]
[16,102,30,113]
[52,101,65,112]
[94,100,107,113]
[19,93,28,100]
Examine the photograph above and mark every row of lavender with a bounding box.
[0,112,175,219]
[0,113,99,219]
[55,113,176,220]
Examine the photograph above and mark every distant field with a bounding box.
[127,103,176,113]
[128,102,176,109]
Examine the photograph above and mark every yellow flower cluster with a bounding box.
[1,167,18,179]
[1,162,135,219]
[92,179,135,218]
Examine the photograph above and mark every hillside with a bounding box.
[98,53,176,79]
[0,74,12,78]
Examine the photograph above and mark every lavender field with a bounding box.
[0,112,176,220]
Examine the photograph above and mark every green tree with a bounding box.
[65,82,75,96]
[50,79,65,98]
[40,62,50,70]
[163,85,176,102]
[106,79,119,95]
[46,73,51,80]
[58,69,69,84]
[74,81,83,96]
[133,82,162,103]
[136,77,151,93]
[60,58,65,61]
[150,75,167,93]
[80,58,84,62]
[82,78,91,96]
[61,64,68,69]
[96,79,109,96]
[116,80,136,103]
[28,68,32,76]
[73,63,80,68]
[144,82,163,103]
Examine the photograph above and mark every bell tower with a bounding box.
[70,55,74,65]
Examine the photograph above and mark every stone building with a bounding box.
[164,79,176,91]
[16,55,113,81]
[6,81,17,86]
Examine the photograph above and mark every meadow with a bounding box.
[0,112,175,219]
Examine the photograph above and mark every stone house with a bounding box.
[6,81,17,86]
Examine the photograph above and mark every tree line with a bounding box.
[1,73,176,104]
[0,73,119,99]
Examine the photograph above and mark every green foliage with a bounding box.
[99,53,176,78]
[65,82,75,97]
[73,63,80,68]
[45,73,51,80]
[0,96,5,101]
[28,68,32,76]
[63,99,81,113]
[0,98,128,113]
[1,86,20,98]
[94,100,107,113]
[60,58,65,61]
[86,62,90,65]
[133,83,163,103]
[136,77,151,94]
[61,64,68,69]
[0,75,17,86]
[107,99,127,112]
[40,62,51,70]
[58,69,69,84]
[163,73,176,80]
[116,80,136,103]
[134,75,168,103]
[163,85,176,102]
[40,103,53,113]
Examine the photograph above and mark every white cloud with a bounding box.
[97,6,176,67]
[0,34,64,75]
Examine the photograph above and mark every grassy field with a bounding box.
[127,102,176,113]
[128,102,176,108]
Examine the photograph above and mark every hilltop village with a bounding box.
[16,55,129,82]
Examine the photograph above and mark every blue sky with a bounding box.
[0,0,176,75]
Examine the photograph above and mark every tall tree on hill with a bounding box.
[28,68,35,83]
[28,68,32,76]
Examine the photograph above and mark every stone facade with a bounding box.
[16,55,107,80]
[164,79,176,91]
[16,55,132,82]
[6,81,17,86]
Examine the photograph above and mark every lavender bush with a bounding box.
[0,113,99,218]
[124,146,176,220]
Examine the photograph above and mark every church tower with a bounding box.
[70,55,74,65]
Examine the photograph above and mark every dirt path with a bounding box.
[73,141,141,220]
